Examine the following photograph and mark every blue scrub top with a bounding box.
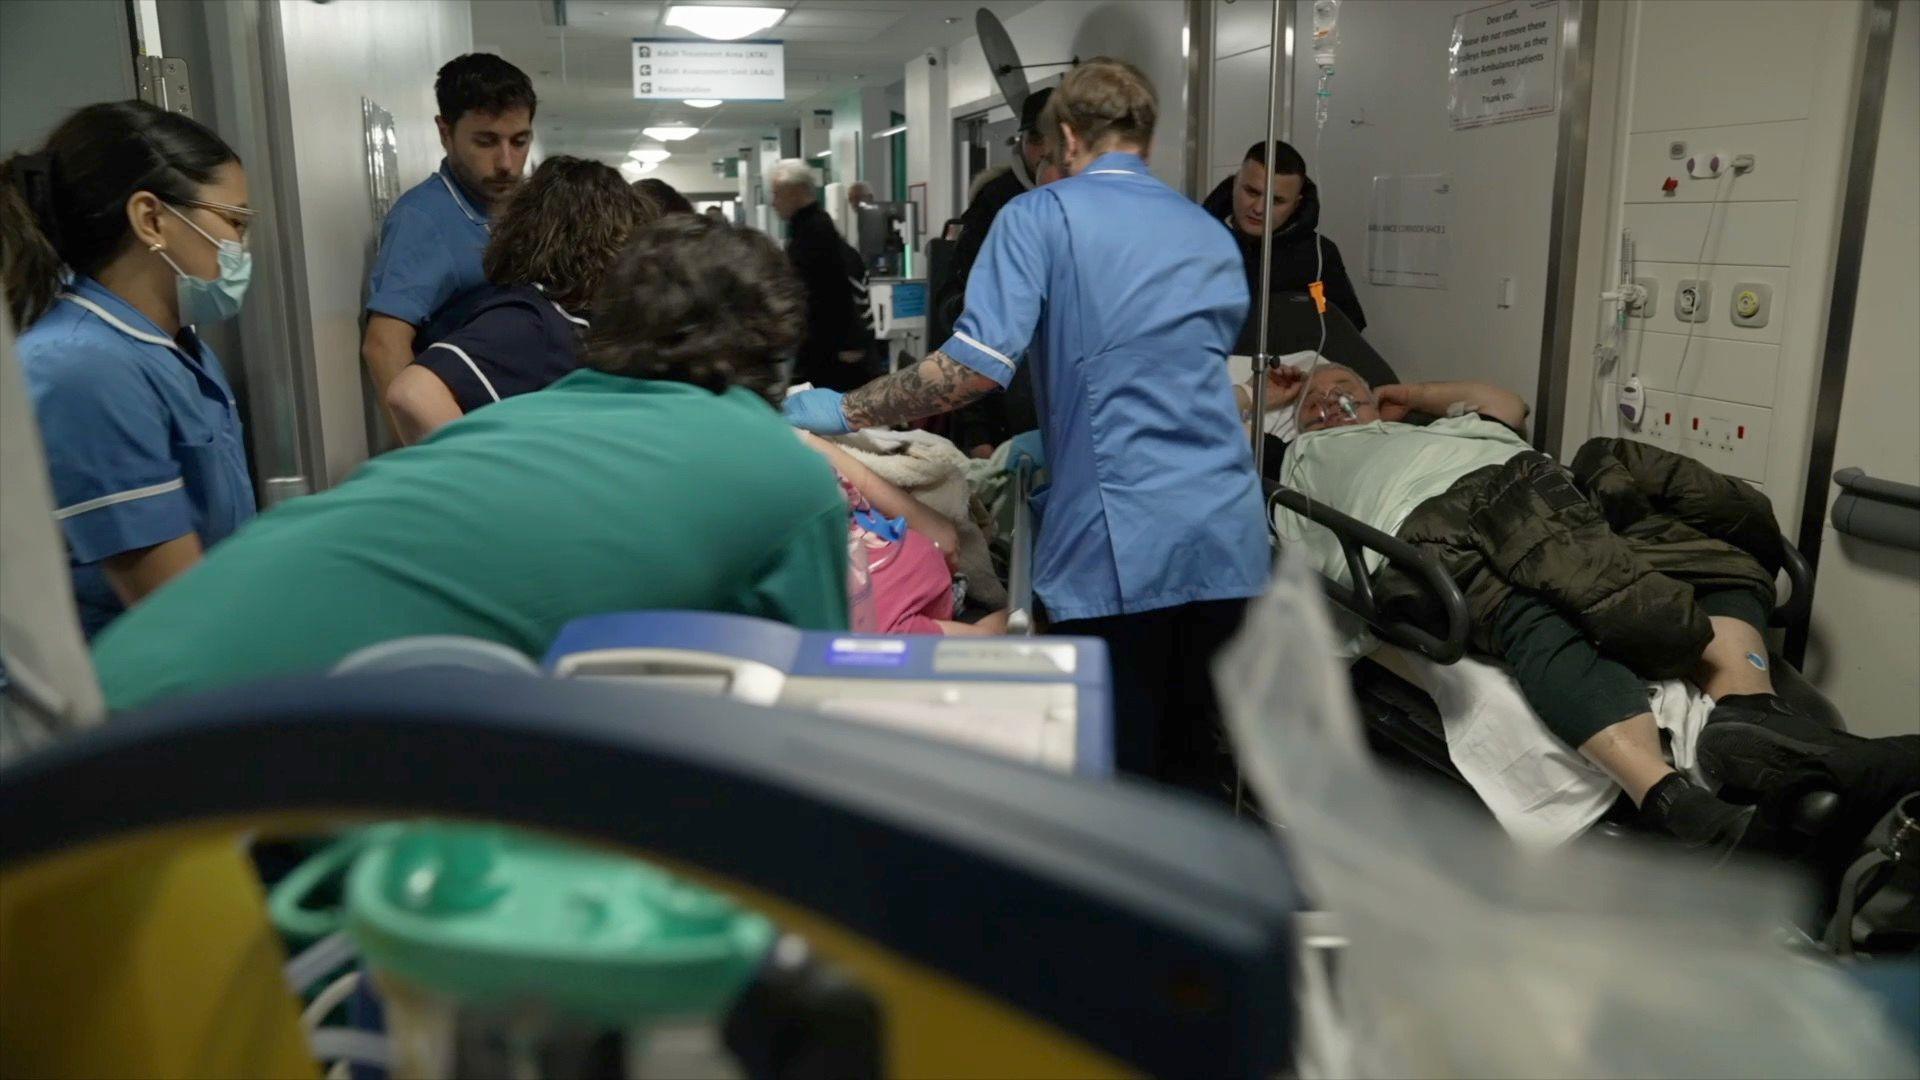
[942,152,1269,622]
[17,276,257,637]
[365,158,492,347]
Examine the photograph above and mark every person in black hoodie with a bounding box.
[937,88,1061,455]
[1201,139,1366,333]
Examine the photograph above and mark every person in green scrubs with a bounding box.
[93,216,847,710]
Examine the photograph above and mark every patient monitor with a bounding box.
[545,611,1113,774]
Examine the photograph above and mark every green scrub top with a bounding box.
[93,371,850,710]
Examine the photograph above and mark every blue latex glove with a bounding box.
[783,388,852,435]
[1005,429,1045,472]
[853,506,907,543]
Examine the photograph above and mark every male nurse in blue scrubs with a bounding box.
[785,58,1269,798]
[360,54,536,420]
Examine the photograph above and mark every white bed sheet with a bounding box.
[1368,644,1715,848]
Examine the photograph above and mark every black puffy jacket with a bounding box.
[1374,438,1781,680]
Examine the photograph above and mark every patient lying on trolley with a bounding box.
[801,432,1010,636]
[1269,364,1889,854]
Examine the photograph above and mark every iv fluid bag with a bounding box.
[1312,0,1340,68]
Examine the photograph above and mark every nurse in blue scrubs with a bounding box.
[2,100,257,637]
[784,59,1268,797]
[359,54,536,423]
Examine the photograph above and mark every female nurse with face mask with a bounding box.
[2,100,258,636]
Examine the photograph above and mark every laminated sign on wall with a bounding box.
[1367,175,1453,289]
[1449,0,1561,130]
[633,40,784,101]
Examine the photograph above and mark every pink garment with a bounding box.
[868,528,954,635]
[837,473,953,635]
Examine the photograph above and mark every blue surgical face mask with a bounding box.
[155,203,252,324]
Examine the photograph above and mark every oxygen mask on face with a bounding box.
[1308,391,1361,430]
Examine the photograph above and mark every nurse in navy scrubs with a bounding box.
[383,156,658,445]
[2,100,258,636]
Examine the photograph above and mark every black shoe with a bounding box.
[1639,773,1755,858]
[1708,692,1851,747]
[1697,709,1838,796]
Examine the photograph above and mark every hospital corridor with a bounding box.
[3,0,1920,1076]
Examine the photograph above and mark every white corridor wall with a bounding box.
[1567,0,1869,532]
[1242,0,1564,400]
[275,0,473,484]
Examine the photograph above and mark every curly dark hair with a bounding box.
[482,156,655,312]
[582,215,803,404]
[635,177,694,215]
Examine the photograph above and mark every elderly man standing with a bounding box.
[770,159,868,391]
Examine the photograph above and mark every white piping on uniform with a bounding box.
[1084,169,1138,176]
[532,284,590,327]
[426,341,501,402]
[953,331,1016,370]
[57,294,180,352]
[59,292,236,407]
[52,478,186,521]
[437,167,488,227]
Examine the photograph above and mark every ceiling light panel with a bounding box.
[663,4,785,40]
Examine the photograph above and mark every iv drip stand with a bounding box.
[1249,0,1286,480]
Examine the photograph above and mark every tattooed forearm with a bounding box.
[842,350,999,429]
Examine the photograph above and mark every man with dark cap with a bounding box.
[935,87,1059,454]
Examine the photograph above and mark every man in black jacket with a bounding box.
[936,88,1059,454]
[1201,140,1366,334]
[771,159,869,391]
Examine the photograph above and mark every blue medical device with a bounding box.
[890,280,927,319]
[544,612,1113,775]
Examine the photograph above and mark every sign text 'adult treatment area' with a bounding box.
[632,40,785,101]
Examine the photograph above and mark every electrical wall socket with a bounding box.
[1613,384,1683,451]
[1614,386,1770,483]
[1629,277,1658,319]
[1636,388,1684,450]
[1675,279,1711,323]
[1682,398,1770,482]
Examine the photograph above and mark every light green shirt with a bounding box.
[94,371,850,710]
[1273,414,1532,588]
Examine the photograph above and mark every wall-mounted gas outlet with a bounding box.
[1675,279,1711,323]
[1729,282,1771,328]
[1686,152,1725,179]
[1629,276,1658,319]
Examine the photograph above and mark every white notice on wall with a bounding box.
[1449,0,1561,130]
[1367,175,1453,289]
[633,40,784,101]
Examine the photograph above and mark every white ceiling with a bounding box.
[471,0,1036,174]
